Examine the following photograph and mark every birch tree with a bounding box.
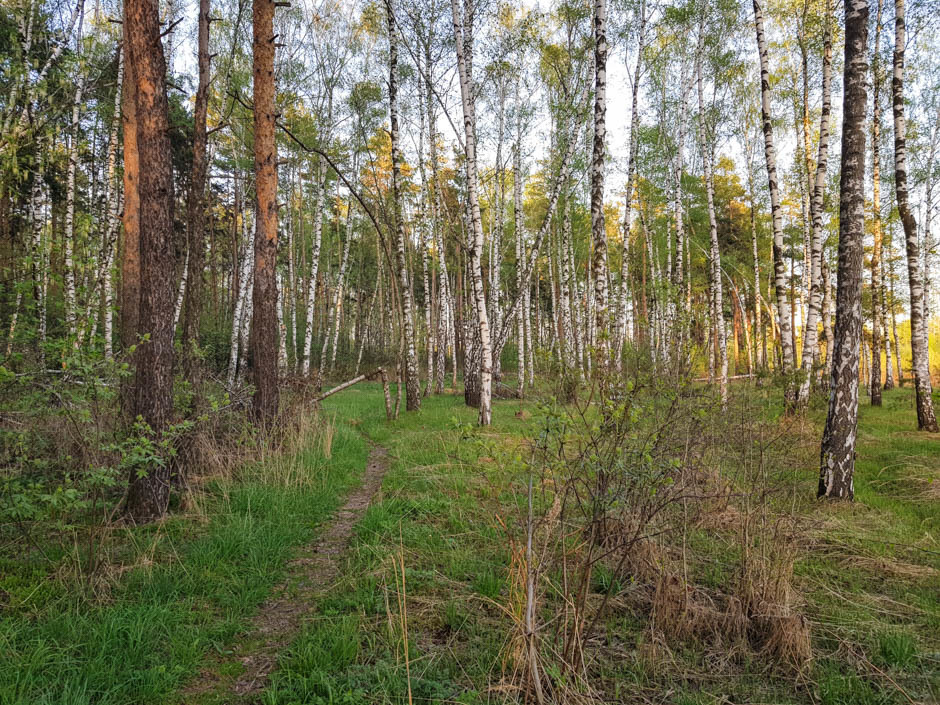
[892,0,938,432]
[387,0,420,411]
[752,0,794,402]
[819,0,868,500]
[451,0,493,425]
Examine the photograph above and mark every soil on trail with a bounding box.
[185,444,389,701]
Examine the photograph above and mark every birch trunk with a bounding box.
[590,0,609,363]
[387,0,420,412]
[513,83,526,394]
[796,4,832,407]
[617,0,646,359]
[277,270,288,371]
[103,46,124,360]
[451,0,493,425]
[752,0,795,394]
[696,34,727,406]
[893,0,938,431]
[64,78,84,341]
[227,223,254,387]
[870,0,886,405]
[301,159,327,375]
[322,200,353,374]
[819,0,868,500]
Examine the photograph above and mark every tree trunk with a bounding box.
[451,0,493,425]
[590,0,609,364]
[696,30,727,406]
[819,0,868,500]
[125,0,177,521]
[250,0,279,423]
[120,22,140,412]
[617,0,647,359]
[796,3,832,407]
[103,46,124,360]
[870,0,885,406]
[892,0,938,431]
[386,0,420,412]
[752,0,795,399]
[64,77,84,342]
[181,0,211,381]
[301,160,327,375]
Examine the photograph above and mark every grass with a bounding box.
[0,415,367,705]
[259,383,938,704]
[2,380,938,704]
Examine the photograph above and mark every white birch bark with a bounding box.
[387,0,420,411]
[617,0,647,358]
[752,0,795,387]
[696,31,727,405]
[451,0,493,424]
[277,269,288,372]
[796,6,832,406]
[227,221,255,387]
[301,159,327,375]
[590,0,610,363]
[893,0,938,430]
[64,78,84,341]
[102,46,124,360]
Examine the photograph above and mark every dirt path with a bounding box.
[185,444,389,701]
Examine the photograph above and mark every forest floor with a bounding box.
[2,383,939,705]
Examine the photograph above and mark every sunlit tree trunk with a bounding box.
[753,0,794,398]
[696,33,727,406]
[796,3,832,407]
[870,0,886,406]
[617,0,646,361]
[892,0,938,431]
[120,25,140,361]
[819,0,868,500]
[250,0,280,423]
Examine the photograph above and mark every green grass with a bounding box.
[0,419,367,705]
[259,384,939,705]
[2,381,938,705]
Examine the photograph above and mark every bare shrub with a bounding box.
[499,358,818,700]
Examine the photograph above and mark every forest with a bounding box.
[0,0,939,701]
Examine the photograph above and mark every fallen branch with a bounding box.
[313,367,394,423]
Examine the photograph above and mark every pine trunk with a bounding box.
[125,0,177,521]
[250,0,280,423]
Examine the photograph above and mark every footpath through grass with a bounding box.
[260,384,939,705]
[0,417,367,705]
